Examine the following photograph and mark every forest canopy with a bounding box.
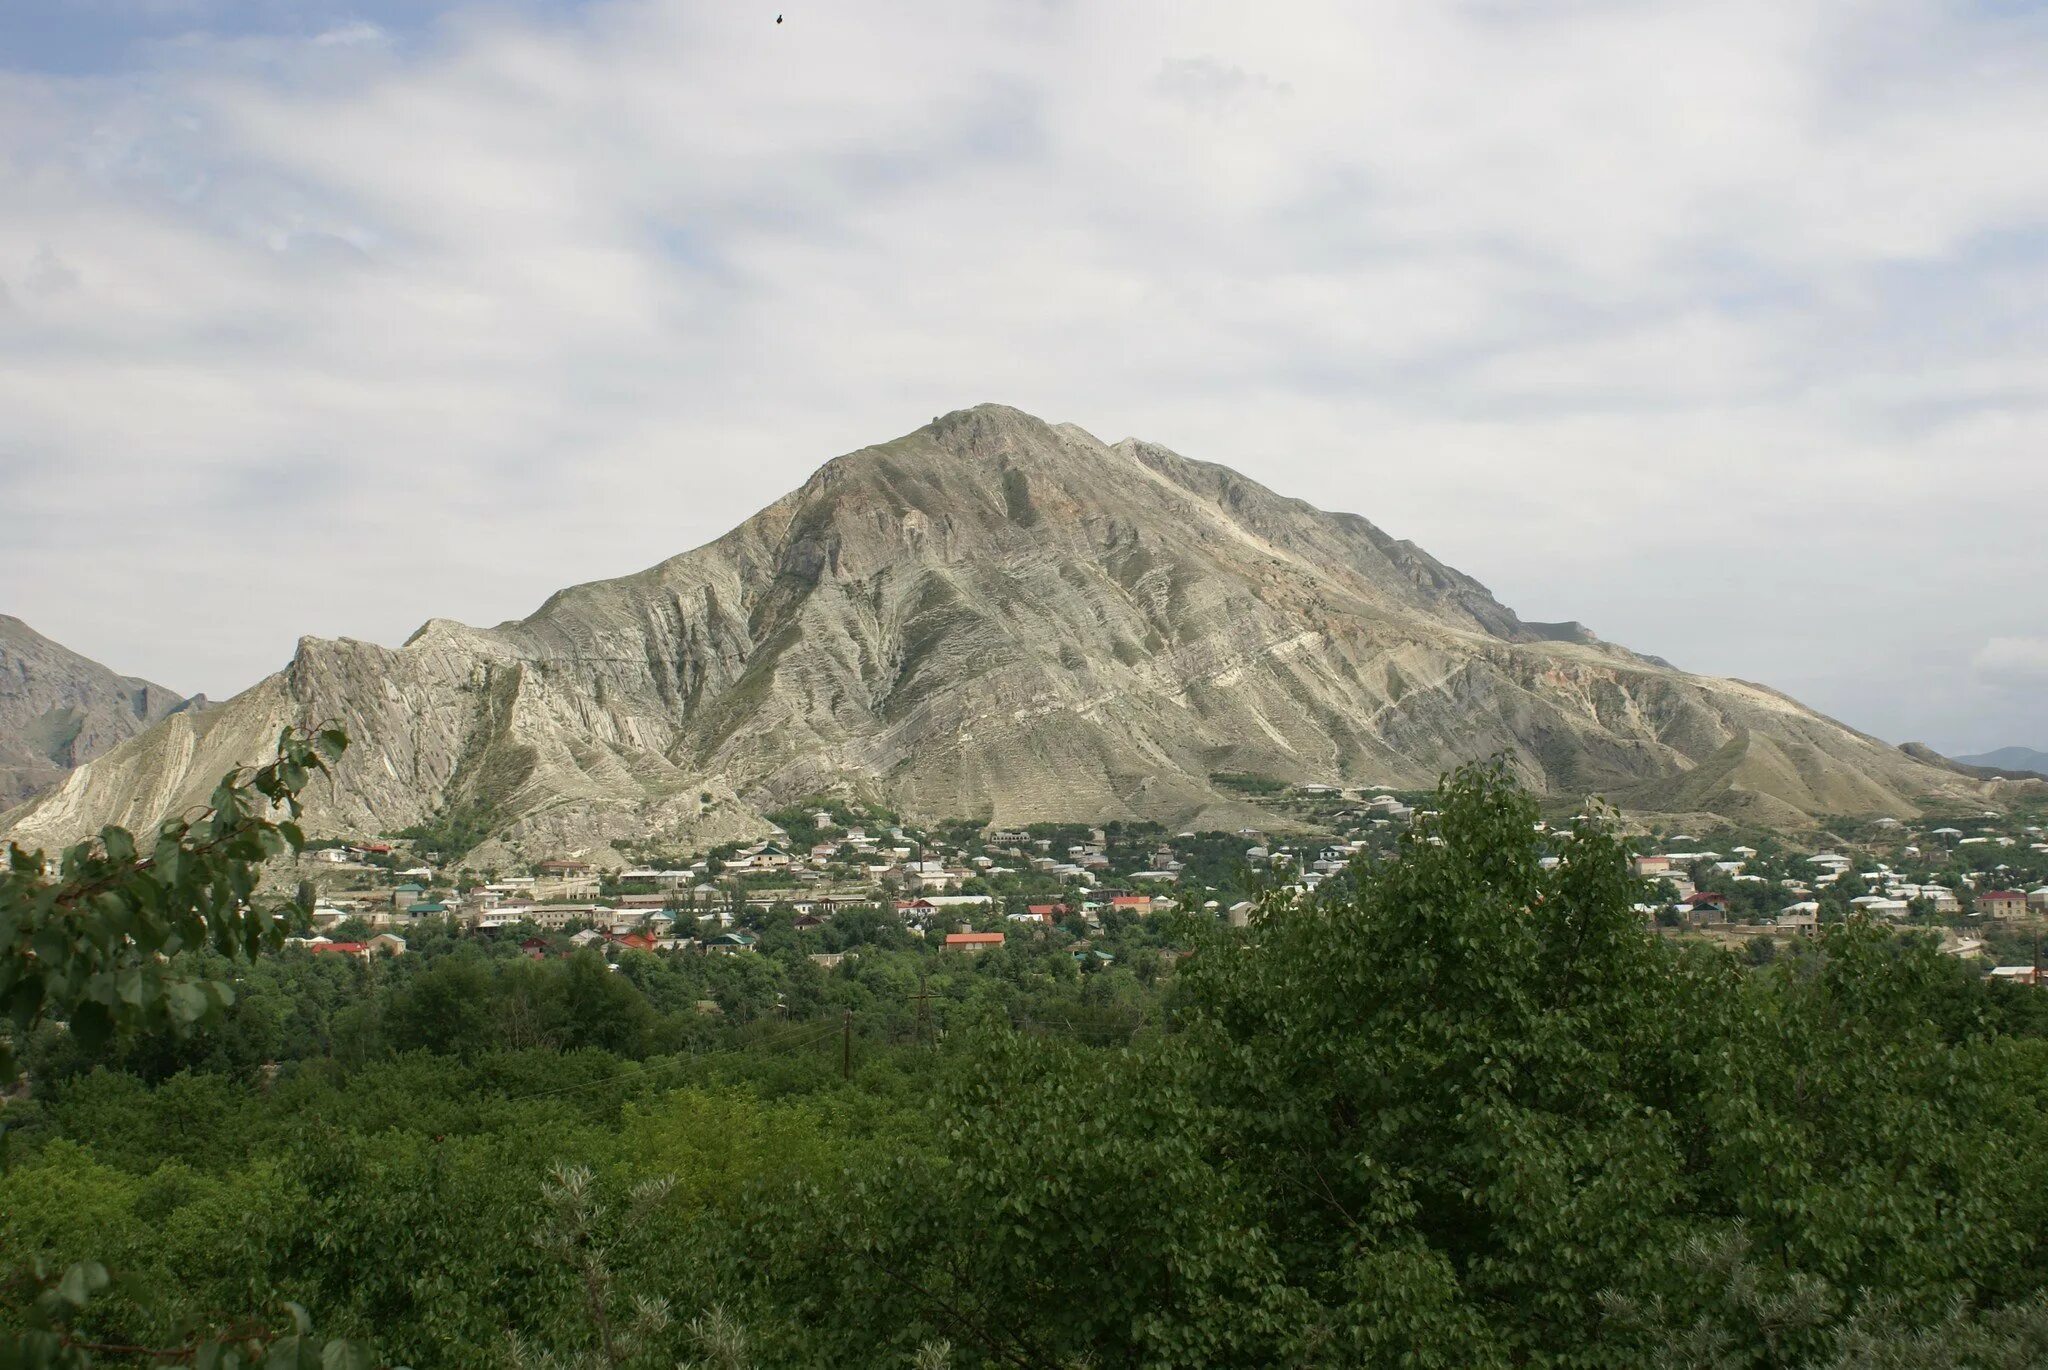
[4,756,2047,1367]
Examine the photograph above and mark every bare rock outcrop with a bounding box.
[0,616,195,809]
[1,405,1984,852]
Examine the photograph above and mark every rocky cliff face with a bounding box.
[1,406,1985,854]
[0,616,195,810]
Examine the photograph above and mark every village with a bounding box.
[1628,802,2048,983]
[284,790,1420,960]
[280,784,2048,986]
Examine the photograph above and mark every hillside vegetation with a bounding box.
[6,759,2047,1367]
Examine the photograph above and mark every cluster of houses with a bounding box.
[1627,811,2048,981]
[290,785,1441,961]
[284,932,410,959]
[294,786,2048,984]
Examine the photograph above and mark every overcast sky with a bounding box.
[2,0,2044,755]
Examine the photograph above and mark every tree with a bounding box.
[510,1163,680,1370]
[1,727,381,1367]
[552,952,660,1055]
[2,726,347,1085]
[383,957,498,1057]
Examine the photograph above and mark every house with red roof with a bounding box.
[943,931,1004,953]
[310,940,369,958]
[1012,903,1067,924]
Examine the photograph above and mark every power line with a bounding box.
[494,1061,668,1105]
[752,1022,842,1054]
[490,1015,849,1104]
[735,1016,842,1050]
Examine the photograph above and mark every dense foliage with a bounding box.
[0,727,347,1085]
[0,728,378,1367]
[5,761,2047,1366]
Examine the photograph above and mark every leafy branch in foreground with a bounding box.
[512,1162,760,1370]
[1,726,348,1083]
[1,727,384,1369]
[3,1258,375,1370]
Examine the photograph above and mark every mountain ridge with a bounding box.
[1950,746,2048,780]
[1,405,1997,857]
[0,615,197,810]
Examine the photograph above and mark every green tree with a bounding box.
[2,727,347,1084]
[1,727,381,1367]
[383,956,498,1057]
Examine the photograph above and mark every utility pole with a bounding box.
[911,970,935,1048]
[842,1007,853,1081]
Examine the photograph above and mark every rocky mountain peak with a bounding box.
[1,407,1995,854]
[0,615,194,810]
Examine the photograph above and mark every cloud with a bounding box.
[0,0,2043,756]
[310,22,386,48]
[1975,638,2048,689]
[1153,56,1292,117]
[23,245,82,297]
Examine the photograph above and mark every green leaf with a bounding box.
[262,1337,315,1370]
[320,1341,374,1370]
[69,1000,114,1049]
[166,980,209,1025]
[53,1261,106,1309]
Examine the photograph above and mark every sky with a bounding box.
[1,0,2044,756]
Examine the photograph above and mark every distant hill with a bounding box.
[0,405,1992,856]
[1953,746,2048,778]
[0,616,196,810]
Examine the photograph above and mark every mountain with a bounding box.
[1953,746,2048,779]
[0,616,196,810]
[0,405,1989,858]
